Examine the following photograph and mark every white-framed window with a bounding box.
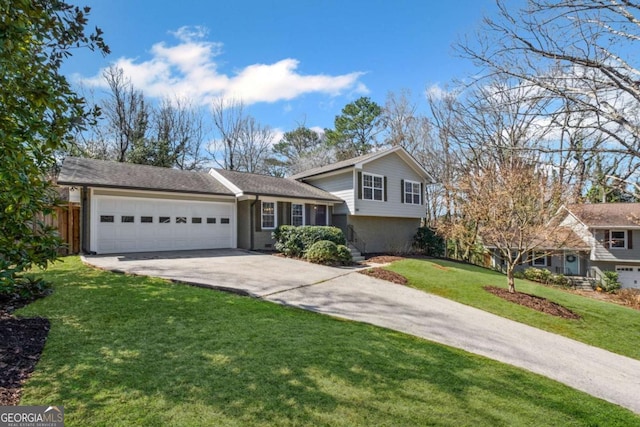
[292,203,304,226]
[404,180,421,205]
[363,173,384,201]
[609,230,627,249]
[532,251,547,267]
[261,201,276,229]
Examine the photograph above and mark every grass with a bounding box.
[15,257,640,426]
[387,258,640,360]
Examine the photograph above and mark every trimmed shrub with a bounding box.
[601,271,621,293]
[273,225,346,258]
[413,227,445,256]
[524,267,544,282]
[523,267,553,285]
[336,245,353,265]
[549,273,570,288]
[306,240,340,265]
[272,226,304,257]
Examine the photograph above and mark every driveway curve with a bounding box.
[83,250,640,415]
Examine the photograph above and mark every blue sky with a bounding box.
[65,0,504,135]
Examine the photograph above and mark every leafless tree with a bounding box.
[381,89,433,158]
[235,116,275,174]
[209,96,276,173]
[152,97,207,170]
[460,0,640,182]
[101,65,149,162]
[210,97,246,170]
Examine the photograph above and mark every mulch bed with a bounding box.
[365,255,405,264]
[359,267,408,285]
[0,299,50,406]
[483,286,581,320]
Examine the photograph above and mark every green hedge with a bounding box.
[272,225,347,258]
[305,240,352,265]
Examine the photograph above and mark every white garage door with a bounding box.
[616,266,640,288]
[93,195,234,254]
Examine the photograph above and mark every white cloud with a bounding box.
[425,83,448,100]
[82,26,367,106]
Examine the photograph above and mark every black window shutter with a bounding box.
[400,179,405,203]
[383,176,387,202]
[529,251,533,266]
[628,230,633,249]
[420,182,424,205]
[547,254,552,266]
[305,204,312,225]
[277,202,285,226]
[604,230,610,248]
[255,202,262,232]
[357,172,362,199]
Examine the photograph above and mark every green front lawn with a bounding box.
[16,257,639,426]
[387,258,640,360]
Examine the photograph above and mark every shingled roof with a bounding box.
[567,203,640,228]
[289,150,384,180]
[213,169,342,202]
[290,146,432,182]
[58,157,233,196]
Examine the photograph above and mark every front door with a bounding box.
[564,251,580,276]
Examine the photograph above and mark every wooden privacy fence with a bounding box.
[38,203,81,255]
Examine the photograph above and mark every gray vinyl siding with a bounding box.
[347,216,420,253]
[590,261,621,273]
[592,229,640,262]
[304,172,353,214]
[237,200,251,250]
[355,152,425,218]
[491,250,589,276]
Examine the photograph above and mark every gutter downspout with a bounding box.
[250,195,259,251]
[80,185,90,254]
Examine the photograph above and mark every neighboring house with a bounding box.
[489,203,640,288]
[560,203,640,288]
[57,146,430,255]
[291,146,432,253]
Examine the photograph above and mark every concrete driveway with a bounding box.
[83,249,357,297]
[82,249,640,415]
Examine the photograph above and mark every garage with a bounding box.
[615,266,640,288]
[92,195,235,254]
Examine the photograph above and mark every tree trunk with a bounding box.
[507,269,516,293]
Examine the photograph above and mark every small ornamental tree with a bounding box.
[0,1,109,287]
[440,160,566,293]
